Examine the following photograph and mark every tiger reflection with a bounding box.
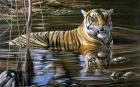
[46,52,81,78]
[46,46,111,77]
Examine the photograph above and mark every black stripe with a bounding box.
[63,31,66,50]
[11,41,17,46]
[55,31,60,50]
[32,33,42,42]
[58,32,62,51]
[75,29,81,52]
[35,32,45,43]
[14,39,24,47]
[47,31,50,47]
[71,30,76,51]
[70,30,74,50]
[44,32,49,46]
[39,32,46,43]
[53,31,57,48]
[50,31,56,49]
[19,36,26,42]
[73,30,78,51]
[74,29,79,51]
[66,31,70,50]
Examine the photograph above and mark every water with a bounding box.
[0,0,140,87]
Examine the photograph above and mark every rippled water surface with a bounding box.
[0,0,140,87]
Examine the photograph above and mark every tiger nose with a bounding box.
[100,28,104,31]
[99,25,104,31]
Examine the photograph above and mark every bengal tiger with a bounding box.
[9,9,119,73]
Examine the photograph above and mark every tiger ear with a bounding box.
[108,9,113,15]
[81,9,87,17]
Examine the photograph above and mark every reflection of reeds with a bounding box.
[0,59,18,71]
[22,49,34,86]
[22,0,33,85]
[0,0,34,86]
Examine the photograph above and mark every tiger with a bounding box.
[9,9,114,73]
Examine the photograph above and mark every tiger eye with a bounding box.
[103,16,108,22]
[91,17,95,22]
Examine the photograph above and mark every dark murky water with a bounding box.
[0,0,140,87]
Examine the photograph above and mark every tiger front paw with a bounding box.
[85,69,94,74]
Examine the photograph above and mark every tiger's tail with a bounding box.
[9,32,49,48]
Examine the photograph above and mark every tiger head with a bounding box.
[81,9,113,43]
